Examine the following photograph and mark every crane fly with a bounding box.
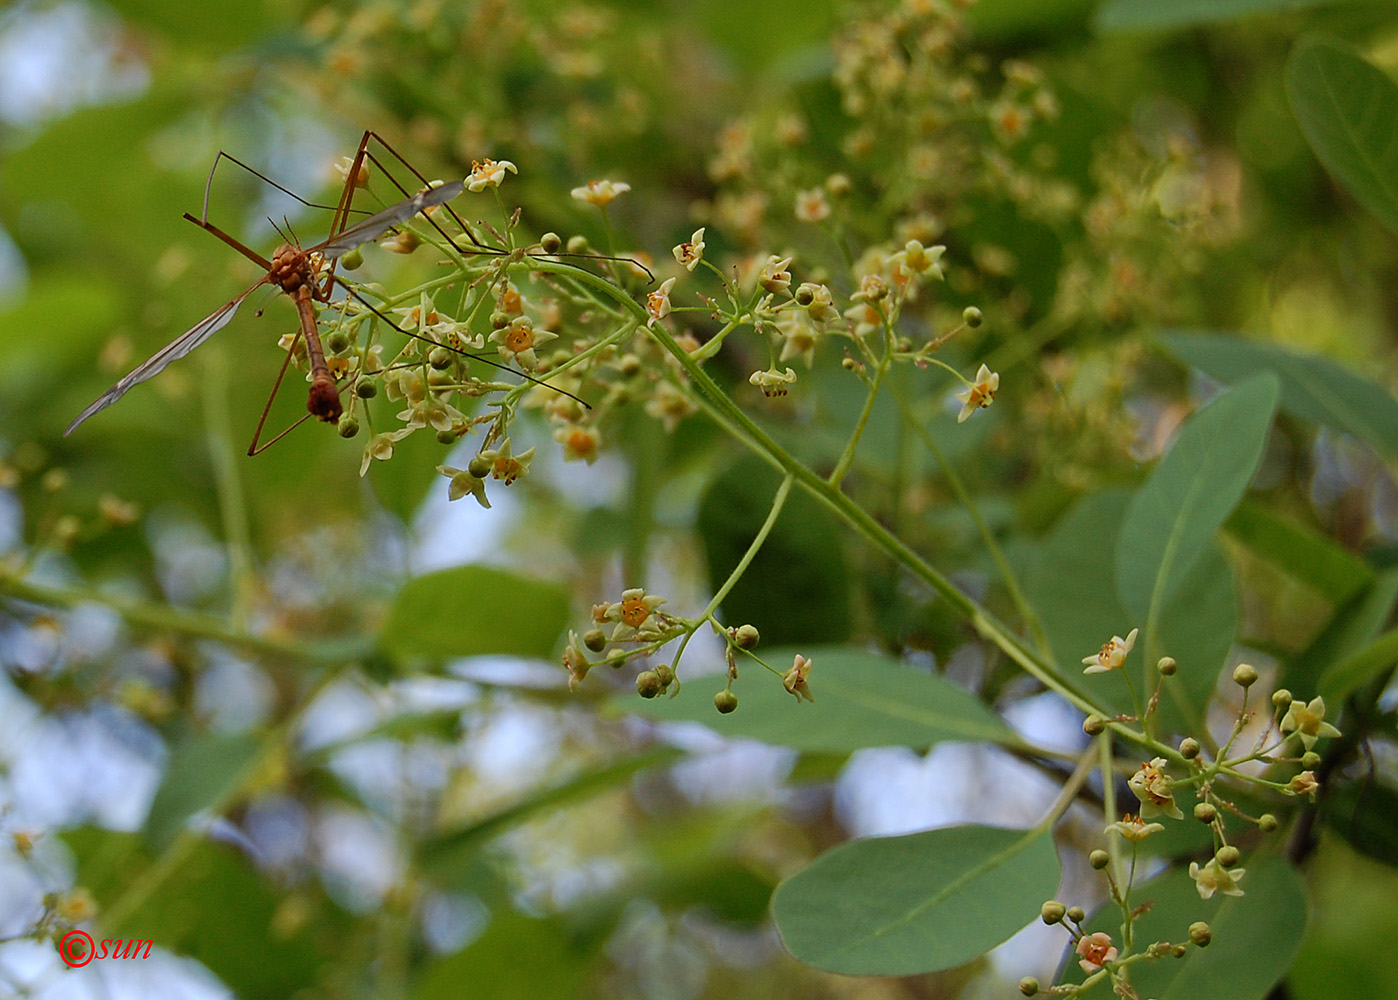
[64,176,465,438]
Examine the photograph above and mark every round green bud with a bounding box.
[1272,688,1293,710]
[655,664,675,687]
[1216,845,1240,868]
[1039,901,1066,925]
[490,311,510,330]
[714,690,738,714]
[540,232,563,254]
[337,416,360,438]
[1172,944,1188,958]
[326,330,350,354]
[636,671,662,699]
[1259,813,1279,833]
[340,247,364,271]
[1301,751,1322,768]
[1018,976,1039,997]
[566,235,590,254]
[963,305,983,328]
[467,456,492,479]
[1089,849,1110,870]
[1194,802,1217,823]
[1066,906,1085,924]
[1188,921,1212,947]
[583,629,607,653]
[1083,714,1106,736]
[355,380,378,399]
[841,357,858,370]
[795,285,815,306]
[1179,737,1200,759]
[435,428,457,445]
[1157,656,1177,676]
[733,624,760,650]
[1233,663,1258,688]
[429,347,453,370]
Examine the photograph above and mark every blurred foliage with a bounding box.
[3,0,1398,998]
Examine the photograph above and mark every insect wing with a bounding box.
[317,180,466,260]
[65,280,264,435]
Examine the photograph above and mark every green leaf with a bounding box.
[1283,569,1398,695]
[1159,331,1398,461]
[773,825,1060,975]
[1287,35,1398,237]
[1031,491,1236,734]
[1225,501,1372,605]
[378,565,571,663]
[1069,853,1307,999]
[696,455,852,648]
[144,731,263,850]
[413,912,599,1000]
[1096,0,1341,34]
[1289,839,1398,999]
[616,647,1018,752]
[1319,626,1398,704]
[1116,375,1279,624]
[1321,778,1398,867]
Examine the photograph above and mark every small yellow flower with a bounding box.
[1189,858,1245,900]
[758,255,793,295]
[562,630,592,692]
[646,277,676,326]
[554,423,600,463]
[749,367,798,397]
[466,157,517,192]
[479,438,535,486]
[1076,931,1117,974]
[955,364,1000,423]
[571,178,631,206]
[489,317,557,370]
[360,428,412,477]
[1128,757,1183,820]
[1082,628,1138,674]
[55,888,99,924]
[794,187,830,223]
[783,653,814,702]
[1105,813,1165,842]
[672,228,706,271]
[436,464,491,508]
[901,240,946,280]
[1280,696,1341,750]
[603,588,668,641]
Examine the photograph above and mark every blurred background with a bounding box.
[2,0,1398,997]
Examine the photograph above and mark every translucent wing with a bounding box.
[316,180,466,260]
[65,278,265,436]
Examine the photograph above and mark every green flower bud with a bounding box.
[963,306,983,328]
[1066,906,1085,924]
[1272,688,1293,710]
[1216,845,1240,868]
[566,235,590,254]
[1039,901,1066,925]
[491,311,510,330]
[1233,663,1258,688]
[340,247,364,271]
[824,172,852,198]
[430,347,453,370]
[1018,976,1039,996]
[468,456,492,479]
[583,629,607,653]
[655,664,675,687]
[636,671,662,699]
[1194,802,1217,823]
[1089,849,1110,870]
[540,232,562,254]
[356,380,378,399]
[1172,944,1188,958]
[1157,656,1177,676]
[1083,714,1106,736]
[1179,737,1200,759]
[714,690,738,714]
[436,428,458,445]
[1189,921,1211,947]
[1259,813,1279,833]
[337,416,360,438]
[1301,751,1322,768]
[326,329,350,354]
[733,624,760,650]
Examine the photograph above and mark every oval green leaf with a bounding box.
[773,825,1060,975]
[1159,331,1398,461]
[1287,35,1398,237]
[1116,375,1279,622]
[379,565,571,662]
[1067,852,1307,999]
[145,731,262,850]
[616,646,1017,752]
